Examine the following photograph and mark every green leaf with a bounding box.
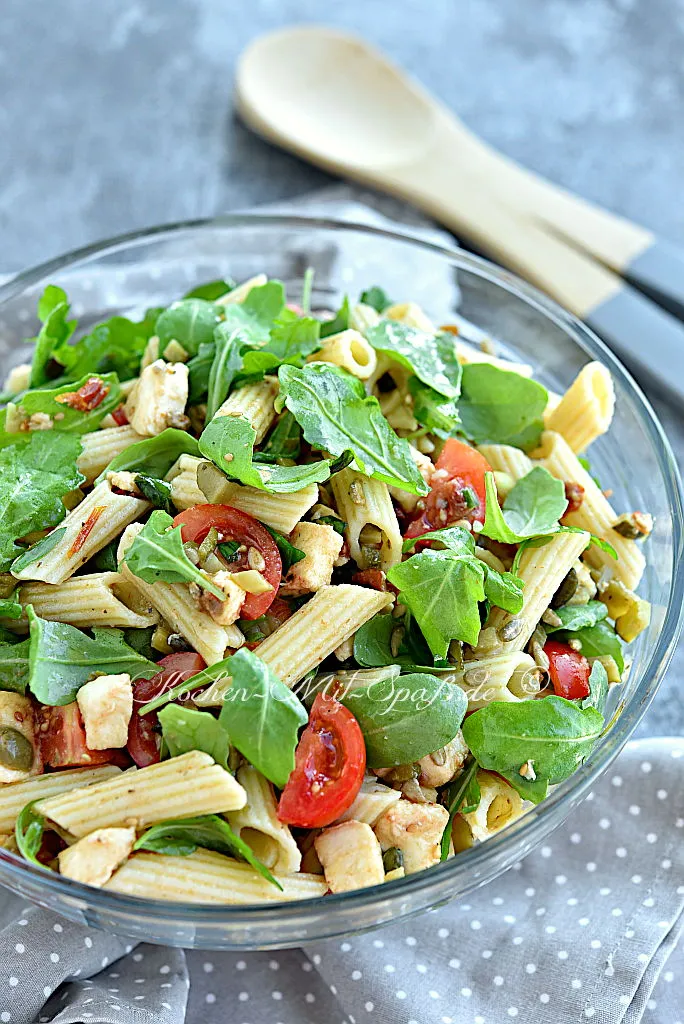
[10,529,67,574]
[402,525,476,556]
[133,814,282,889]
[481,468,568,543]
[482,567,525,615]
[198,414,334,493]
[339,673,467,768]
[29,286,76,388]
[216,649,308,788]
[134,474,173,514]
[0,638,30,694]
[261,412,302,461]
[579,660,610,715]
[186,342,215,404]
[58,315,156,382]
[0,374,122,446]
[158,704,231,769]
[27,609,158,705]
[387,549,485,657]
[265,310,321,364]
[90,538,119,573]
[440,758,480,859]
[95,428,199,485]
[458,364,549,450]
[359,286,392,313]
[278,363,427,496]
[320,296,350,338]
[315,514,346,536]
[558,620,624,674]
[462,695,604,804]
[223,282,286,343]
[0,433,84,570]
[184,279,235,301]
[353,614,395,668]
[545,600,608,633]
[0,597,22,620]
[155,299,221,357]
[265,527,305,573]
[561,525,618,561]
[120,510,225,601]
[122,625,158,662]
[15,802,47,868]
[409,377,460,437]
[365,320,462,399]
[206,323,247,420]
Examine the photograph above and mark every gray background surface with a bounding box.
[0,0,681,735]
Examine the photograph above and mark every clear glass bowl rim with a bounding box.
[0,213,682,933]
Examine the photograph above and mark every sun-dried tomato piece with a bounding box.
[67,506,106,557]
[111,404,129,426]
[55,377,110,412]
[351,568,387,591]
[564,481,585,515]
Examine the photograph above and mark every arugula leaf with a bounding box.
[222,282,286,344]
[278,364,427,496]
[120,510,226,601]
[339,672,467,768]
[545,600,608,633]
[216,648,308,788]
[29,286,76,388]
[186,342,215,404]
[134,474,173,513]
[402,525,476,556]
[265,310,321,364]
[198,414,334,493]
[155,299,221,357]
[184,279,235,301]
[134,814,282,889]
[95,428,199,484]
[561,525,617,561]
[0,597,22,619]
[353,614,395,668]
[315,514,346,535]
[0,433,84,570]
[265,527,305,573]
[388,549,485,656]
[365,321,462,399]
[158,704,231,769]
[0,637,30,694]
[462,695,604,804]
[580,660,609,715]
[260,412,302,461]
[440,758,480,859]
[482,567,525,615]
[320,296,350,338]
[409,377,460,437]
[58,315,156,382]
[206,322,247,420]
[359,286,392,313]
[481,468,568,544]
[558,620,624,674]
[0,373,121,446]
[15,802,47,868]
[90,538,119,573]
[458,364,549,450]
[27,608,158,705]
[123,625,158,662]
[10,529,67,574]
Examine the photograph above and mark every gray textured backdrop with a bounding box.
[0,0,681,735]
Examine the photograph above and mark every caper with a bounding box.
[383,847,404,872]
[0,728,34,773]
[551,567,578,608]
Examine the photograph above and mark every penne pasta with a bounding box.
[77,425,144,484]
[545,362,615,452]
[197,461,318,534]
[36,752,246,836]
[335,776,401,827]
[18,572,159,630]
[457,652,540,710]
[165,454,206,510]
[476,444,534,481]
[349,302,381,334]
[462,771,524,841]
[311,330,377,379]
[215,377,279,444]
[0,766,122,834]
[226,765,301,874]
[331,468,402,572]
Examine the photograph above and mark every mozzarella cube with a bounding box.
[3,363,31,396]
[0,693,41,784]
[281,522,343,595]
[58,826,135,887]
[417,732,469,788]
[124,359,188,436]
[77,673,133,749]
[200,571,246,626]
[315,821,385,893]
[373,800,449,874]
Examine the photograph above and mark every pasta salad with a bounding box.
[0,276,652,901]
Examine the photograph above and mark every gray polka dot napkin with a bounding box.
[0,735,682,1024]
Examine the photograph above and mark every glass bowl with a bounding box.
[0,215,681,951]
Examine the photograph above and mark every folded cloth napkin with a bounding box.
[0,736,682,1024]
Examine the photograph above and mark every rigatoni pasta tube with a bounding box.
[37,752,247,837]
[105,848,328,904]
[226,765,301,874]
[77,425,144,483]
[462,771,524,841]
[165,454,206,511]
[19,573,159,630]
[336,777,401,827]
[0,766,121,834]
[13,482,149,585]
[456,652,540,711]
[117,524,244,665]
[311,330,377,380]
[545,362,615,453]
[536,430,645,589]
[197,461,318,535]
[482,529,590,656]
[215,377,278,444]
[476,444,534,482]
[349,302,381,334]
[330,468,402,571]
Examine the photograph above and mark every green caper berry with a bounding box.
[0,728,34,773]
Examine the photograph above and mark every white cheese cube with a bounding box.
[280,522,343,595]
[315,821,385,893]
[76,673,133,750]
[58,826,135,887]
[373,800,449,874]
[124,359,188,436]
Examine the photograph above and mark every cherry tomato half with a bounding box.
[39,703,120,769]
[405,438,490,539]
[544,640,591,701]
[128,652,206,767]
[173,504,282,619]
[277,694,366,829]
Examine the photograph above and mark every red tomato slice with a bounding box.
[173,504,282,620]
[39,703,120,769]
[544,640,591,700]
[277,694,366,829]
[405,438,490,539]
[128,652,206,767]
